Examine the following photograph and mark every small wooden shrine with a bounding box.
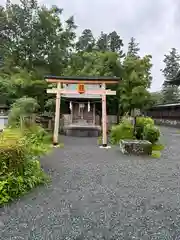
[45,76,119,147]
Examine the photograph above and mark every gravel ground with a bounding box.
[1,127,180,239]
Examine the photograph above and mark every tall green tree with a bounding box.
[108,31,124,56]
[0,0,154,118]
[119,55,152,114]
[63,51,121,77]
[127,37,140,58]
[76,29,95,52]
[63,51,122,115]
[0,0,76,76]
[161,48,180,103]
[149,91,163,106]
[96,31,124,57]
[96,32,109,52]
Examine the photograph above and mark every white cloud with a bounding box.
[1,0,180,91]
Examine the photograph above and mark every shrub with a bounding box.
[23,124,50,144]
[23,124,52,156]
[143,124,160,144]
[110,120,134,144]
[0,125,51,206]
[23,159,49,188]
[136,117,154,126]
[8,97,39,128]
[0,159,48,205]
[1,127,25,140]
[0,129,28,176]
[135,117,154,140]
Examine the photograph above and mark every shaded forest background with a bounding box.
[0,0,179,118]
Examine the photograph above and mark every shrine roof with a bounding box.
[44,75,120,84]
[149,102,180,109]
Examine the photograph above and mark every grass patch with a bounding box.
[151,143,164,158]
[151,151,161,158]
[152,144,164,151]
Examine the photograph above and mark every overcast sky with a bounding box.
[1,0,180,92]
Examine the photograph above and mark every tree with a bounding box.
[0,76,12,105]
[96,31,124,57]
[108,31,124,57]
[0,0,77,110]
[119,55,152,114]
[8,96,39,127]
[161,48,180,103]
[76,29,95,52]
[64,51,121,77]
[127,37,140,58]
[162,85,179,104]
[96,32,109,52]
[149,91,163,106]
[0,0,76,76]
[0,0,154,119]
[63,50,122,116]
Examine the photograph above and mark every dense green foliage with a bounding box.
[0,97,52,205]
[0,0,154,117]
[0,129,27,175]
[0,158,48,205]
[0,126,51,205]
[135,117,160,144]
[110,118,134,144]
[147,48,180,107]
[8,97,39,127]
[143,124,160,144]
[160,48,180,104]
[127,37,140,58]
[135,117,154,140]
[0,0,179,111]
[110,116,160,145]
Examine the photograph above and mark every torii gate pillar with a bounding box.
[53,83,61,145]
[101,83,107,147]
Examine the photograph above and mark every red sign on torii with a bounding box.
[78,84,85,94]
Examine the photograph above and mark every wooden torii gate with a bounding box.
[45,76,119,148]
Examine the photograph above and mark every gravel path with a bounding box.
[1,127,180,239]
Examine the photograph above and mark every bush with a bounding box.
[0,159,48,205]
[143,124,160,144]
[0,125,51,206]
[136,117,154,126]
[23,124,52,156]
[24,124,50,144]
[0,129,28,176]
[8,97,39,128]
[110,119,134,144]
[135,117,154,140]
[109,116,161,145]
